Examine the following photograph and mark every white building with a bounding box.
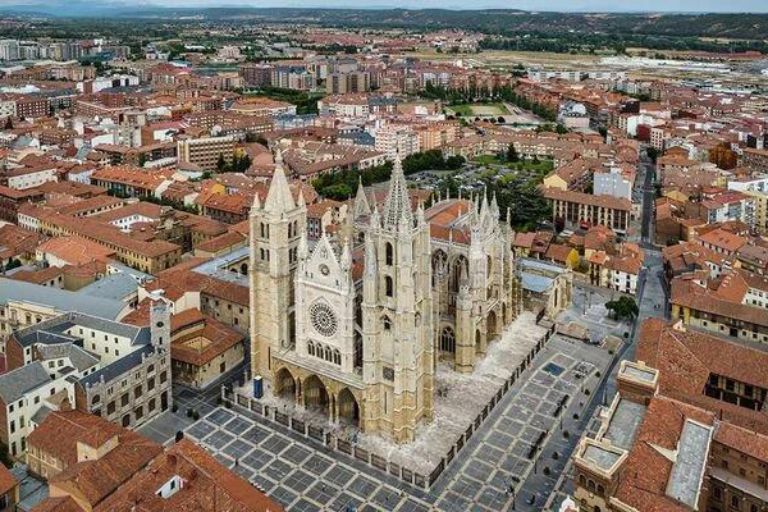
[374,125,420,160]
[594,168,633,201]
[0,362,77,458]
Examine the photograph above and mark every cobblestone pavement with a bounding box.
[181,336,611,511]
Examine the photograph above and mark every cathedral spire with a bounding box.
[354,176,371,218]
[251,191,261,213]
[382,153,412,229]
[264,148,295,214]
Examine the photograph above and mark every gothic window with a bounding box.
[382,316,392,331]
[308,341,315,356]
[385,276,393,297]
[288,223,292,238]
[385,243,393,266]
[324,346,332,361]
[440,327,456,353]
[333,349,341,365]
[293,221,298,238]
[260,223,265,238]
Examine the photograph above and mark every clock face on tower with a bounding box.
[310,301,338,337]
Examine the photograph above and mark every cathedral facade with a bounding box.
[249,153,521,443]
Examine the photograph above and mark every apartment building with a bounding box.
[177,135,236,171]
[375,125,420,159]
[0,362,76,458]
[543,188,632,233]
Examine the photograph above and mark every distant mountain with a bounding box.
[0,5,766,40]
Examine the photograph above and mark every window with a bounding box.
[385,276,393,297]
[385,243,393,266]
[308,341,315,356]
[107,401,116,414]
[134,386,143,399]
[731,496,739,508]
[382,316,392,331]
[148,398,156,412]
[160,372,167,384]
[147,378,155,391]
[121,394,129,407]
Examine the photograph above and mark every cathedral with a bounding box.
[249,152,522,443]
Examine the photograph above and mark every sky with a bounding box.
[129,0,768,13]
[1,0,767,13]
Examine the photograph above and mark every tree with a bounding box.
[556,123,568,134]
[605,296,639,321]
[646,147,659,163]
[3,117,12,130]
[216,153,227,172]
[507,144,519,162]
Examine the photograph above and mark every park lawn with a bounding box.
[448,103,510,117]
[473,154,504,166]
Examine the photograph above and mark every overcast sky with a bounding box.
[137,0,768,12]
[2,0,767,13]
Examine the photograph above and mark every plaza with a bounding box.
[179,335,612,511]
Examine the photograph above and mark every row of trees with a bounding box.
[312,150,465,200]
[422,83,557,123]
[216,153,253,173]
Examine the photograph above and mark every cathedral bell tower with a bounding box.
[249,150,307,378]
[361,155,435,443]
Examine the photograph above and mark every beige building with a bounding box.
[177,135,236,171]
[170,309,246,390]
[249,152,522,444]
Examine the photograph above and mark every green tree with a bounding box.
[216,153,226,172]
[605,296,639,321]
[507,144,519,162]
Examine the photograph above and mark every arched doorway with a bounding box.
[304,375,329,416]
[337,388,360,427]
[487,310,499,341]
[440,326,456,355]
[275,368,296,401]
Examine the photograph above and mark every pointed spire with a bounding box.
[298,232,308,260]
[297,184,306,210]
[341,242,351,270]
[264,149,296,214]
[364,234,377,276]
[382,153,412,229]
[251,192,261,213]
[354,176,371,218]
[371,205,381,229]
[416,200,425,226]
[481,187,490,217]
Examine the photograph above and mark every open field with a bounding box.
[400,49,602,69]
[449,103,509,117]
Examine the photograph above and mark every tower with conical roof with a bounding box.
[360,154,434,443]
[249,150,307,377]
